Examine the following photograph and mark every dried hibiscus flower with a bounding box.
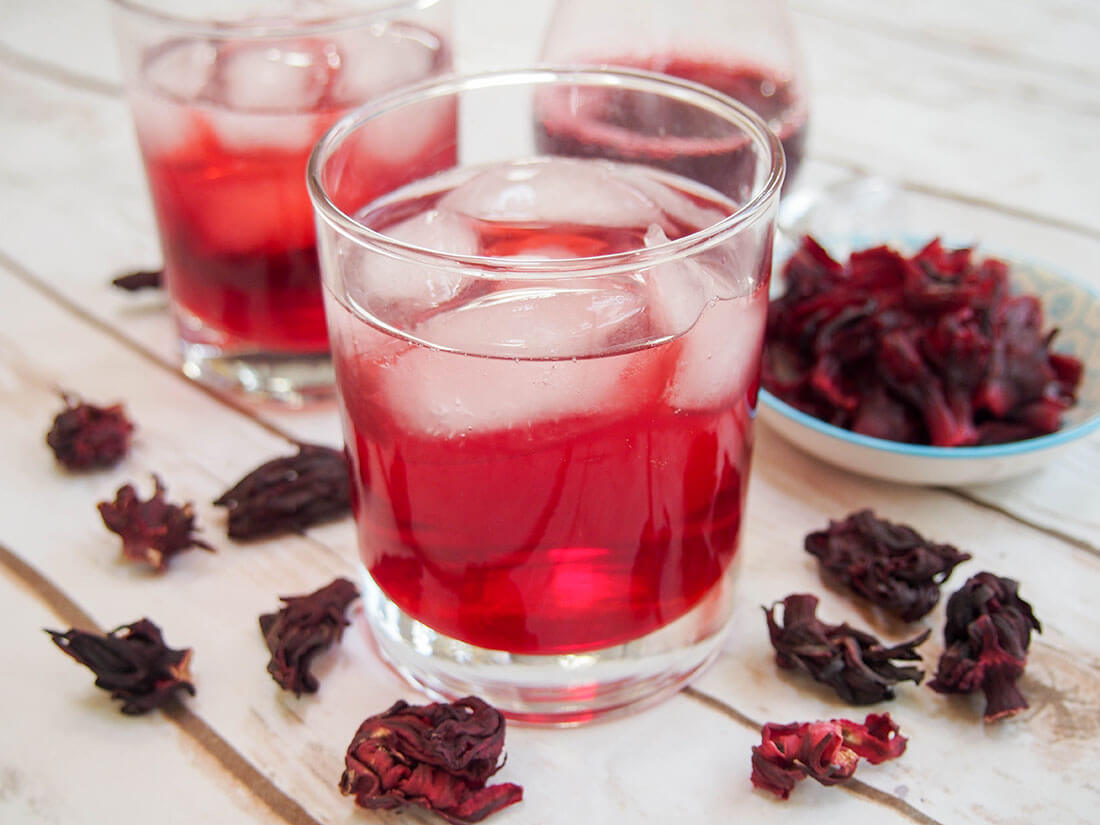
[260,577,359,696]
[764,236,1083,446]
[341,696,523,824]
[213,443,351,540]
[111,268,163,291]
[751,712,906,800]
[765,593,928,704]
[98,475,214,571]
[929,572,1041,721]
[46,618,195,714]
[46,392,134,471]
[805,509,971,621]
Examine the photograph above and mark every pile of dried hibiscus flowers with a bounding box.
[764,237,1083,446]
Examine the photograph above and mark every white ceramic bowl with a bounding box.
[758,243,1100,486]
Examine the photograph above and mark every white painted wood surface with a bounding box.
[1,1,1097,823]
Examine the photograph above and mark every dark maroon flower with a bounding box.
[46,618,195,714]
[763,236,1083,446]
[929,572,1041,721]
[98,475,214,571]
[805,509,972,621]
[765,593,928,704]
[111,268,163,291]
[46,392,133,471]
[751,712,906,799]
[259,577,359,696]
[213,444,351,540]
[341,697,523,824]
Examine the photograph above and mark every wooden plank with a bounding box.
[0,558,289,825]
[791,0,1100,80]
[0,260,941,824]
[5,209,1098,824]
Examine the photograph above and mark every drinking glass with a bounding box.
[309,68,784,723]
[541,0,809,188]
[109,0,453,402]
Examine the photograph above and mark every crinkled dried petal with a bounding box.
[260,577,359,695]
[111,268,163,291]
[805,509,972,621]
[46,618,195,714]
[751,713,906,800]
[46,392,133,471]
[341,697,522,824]
[765,593,928,704]
[929,572,1040,722]
[763,235,1084,446]
[214,444,351,540]
[98,475,214,571]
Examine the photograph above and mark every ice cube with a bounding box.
[642,223,712,338]
[327,26,449,165]
[338,208,476,324]
[329,25,438,104]
[206,41,328,151]
[133,38,217,154]
[440,158,663,227]
[625,167,729,236]
[217,40,329,112]
[375,283,657,437]
[664,288,767,410]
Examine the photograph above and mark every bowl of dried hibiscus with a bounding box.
[759,235,1099,485]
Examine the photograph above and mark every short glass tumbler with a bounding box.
[309,69,784,723]
[109,0,453,402]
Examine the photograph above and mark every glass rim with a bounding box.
[107,0,441,37]
[307,66,786,278]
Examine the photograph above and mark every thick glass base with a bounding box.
[180,340,334,406]
[360,567,736,726]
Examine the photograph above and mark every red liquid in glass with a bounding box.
[538,57,806,198]
[327,160,768,655]
[135,31,453,354]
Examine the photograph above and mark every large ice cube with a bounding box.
[642,223,713,339]
[330,25,438,104]
[217,40,329,112]
[376,284,657,436]
[339,208,476,327]
[664,288,767,410]
[206,40,329,151]
[330,26,449,165]
[133,38,217,154]
[440,158,663,227]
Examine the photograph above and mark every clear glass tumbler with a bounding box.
[541,0,809,188]
[309,68,784,723]
[109,0,453,402]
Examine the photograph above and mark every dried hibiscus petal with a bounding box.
[929,572,1041,721]
[260,577,359,696]
[751,712,906,799]
[805,509,971,621]
[46,392,133,471]
[213,443,351,540]
[98,475,214,571]
[763,236,1084,446]
[111,268,163,291]
[765,593,928,704]
[341,696,523,825]
[46,618,195,714]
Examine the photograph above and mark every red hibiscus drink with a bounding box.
[110,0,453,401]
[310,70,784,723]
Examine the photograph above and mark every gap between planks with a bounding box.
[0,541,327,825]
[681,687,947,825]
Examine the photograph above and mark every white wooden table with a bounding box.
[2,1,1097,823]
